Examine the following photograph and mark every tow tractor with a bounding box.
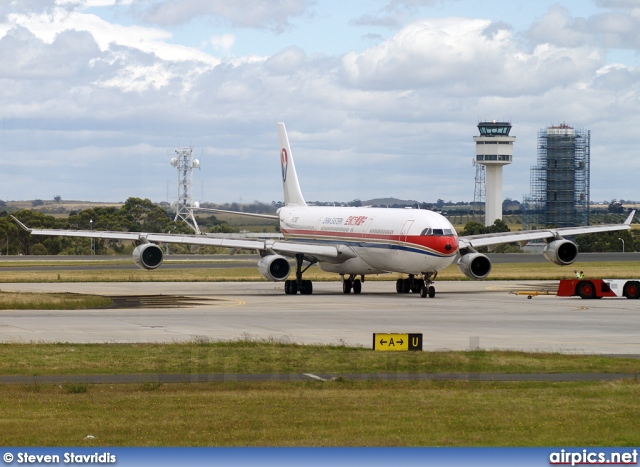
[557,279,640,299]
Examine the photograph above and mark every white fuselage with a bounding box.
[278,206,459,276]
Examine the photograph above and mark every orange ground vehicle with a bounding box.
[557,279,640,299]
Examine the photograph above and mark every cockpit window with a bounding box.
[420,228,454,236]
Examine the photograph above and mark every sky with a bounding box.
[1,0,640,206]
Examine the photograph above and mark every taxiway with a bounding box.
[0,280,638,355]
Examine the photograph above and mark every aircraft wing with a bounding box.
[458,210,635,250]
[11,216,340,259]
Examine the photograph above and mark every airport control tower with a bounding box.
[473,121,515,226]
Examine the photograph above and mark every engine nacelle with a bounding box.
[457,252,492,280]
[543,239,578,266]
[257,255,291,282]
[133,243,163,270]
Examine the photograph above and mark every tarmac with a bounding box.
[0,280,638,355]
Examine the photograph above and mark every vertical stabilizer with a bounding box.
[277,122,307,206]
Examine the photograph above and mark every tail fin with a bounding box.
[277,122,307,206]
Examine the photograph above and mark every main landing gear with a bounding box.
[284,253,316,295]
[341,274,364,294]
[396,273,436,298]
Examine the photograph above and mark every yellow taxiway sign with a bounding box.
[373,333,423,351]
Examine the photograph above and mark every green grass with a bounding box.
[0,342,639,446]
[1,379,638,446]
[0,341,638,376]
[0,260,639,283]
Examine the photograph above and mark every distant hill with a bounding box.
[363,197,421,207]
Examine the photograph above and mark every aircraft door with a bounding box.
[400,220,414,243]
[398,220,414,258]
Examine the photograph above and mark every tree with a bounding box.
[460,219,512,253]
[118,197,172,232]
[11,197,181,255]
[608,200,623,213]
[31,243,48,255]
[575,230,635,253]
[460,219,510,236]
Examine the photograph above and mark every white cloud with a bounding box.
[210,33,235,52]
[527,3,640,50]
[6,8,219,64]
[139,0,310,31]
[343,17,603,97]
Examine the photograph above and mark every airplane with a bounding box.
[12,122,635,299]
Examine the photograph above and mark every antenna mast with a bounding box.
[170,147,201,234]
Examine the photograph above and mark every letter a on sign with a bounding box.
[373,333,423,351]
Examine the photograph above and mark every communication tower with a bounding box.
[170,147,201,234]
[472,160,485,221]
[473,121,515,226]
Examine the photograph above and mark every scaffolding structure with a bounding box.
[523,124,590,230]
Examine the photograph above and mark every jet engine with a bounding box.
[457,252,492,280]
[257,255,291,282]
[133,243,163,270]
[543,239,578,266]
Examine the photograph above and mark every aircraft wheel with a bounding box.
[284,280,292,295]
[577,281,595,299]
[395,279,403,294]
[300,280,313,295]
[343,279,353,294]
[353,279,362,294]
[402,279,411,293]
[428,286,436,298]
[420,286,427,298]
[623,281,640,299]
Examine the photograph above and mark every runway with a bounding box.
[0,280,638,355]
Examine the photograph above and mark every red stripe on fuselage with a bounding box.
[281,228,459,256]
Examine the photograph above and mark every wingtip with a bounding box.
[10,215,31,232]
[624,210,636,226]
